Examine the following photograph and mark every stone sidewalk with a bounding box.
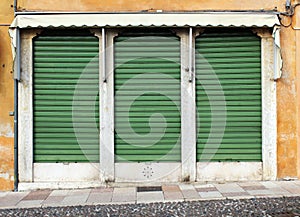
[1,180,300,209]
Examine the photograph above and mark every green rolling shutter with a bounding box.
[114,30,181,162]
[33,31,100,162]
[196,29,262,162]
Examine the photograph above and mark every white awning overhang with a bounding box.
[9,12,281,80]
[10,12,279,28]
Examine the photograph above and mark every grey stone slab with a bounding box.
[276,181,300,194]
[17,200,43,208]
[222,192,250,197]
[247,189,280,196]
[238,182,266,187]
[267,187,291,195]
[112,187,136,203]
[113,187,136,194]
[261,181,281,189]
[49,190,70,197]
[60,194,89,206]
[214,183,245,193]
[42,195,65,207]
[0,192,29,208]
[0,192,8,198]
[179,184,196,191]
[196,187,218,192]
[137,192,164,203]
[181,189,200,200]
[193,183,215,189]
[198,191,223,199]
[91,187,113,193]
[86,192,113,204]
[68,189,91,195]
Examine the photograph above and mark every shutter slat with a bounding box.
[114,32,181,162]
[196,30,262,162]
[33,32,100,163]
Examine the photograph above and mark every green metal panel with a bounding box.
[196,29,262,162]
[33,31,99,162]
[114,30,181,162]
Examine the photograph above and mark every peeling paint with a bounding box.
[0,123,13,138]
[0,173,9,179]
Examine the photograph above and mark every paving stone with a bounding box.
[238,182,266,187]
[247,189,279,196]
[113,187,136,194]
[22,190,51,200]
[261,181,281,189]
[91,187,113,193]
[293,180,300,187]
[163,191,183,200]
[17,200,43,208]
[0,192,29,208]
[86,192,113,204]
[267,187,291,195]
[112,187,136,203]
[42,196,65,207]
[137,191,164,203]
[179,184,196,191]
[68,189,91,195]
[276,181,300,194]
[60,194,89,206]
[49,190,69,197]
[215,183,245,193]
[222,192,250,197]
[240,185,267,191]
[198,191,223,199]
[181,189,200,200]
[224,195,255,200]
[193,183,215,188]
[0,192,8,197]
[162,185,180,192]
[196,187,218,192]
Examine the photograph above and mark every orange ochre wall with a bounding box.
[0,0,299,191]
[0,0,14,191]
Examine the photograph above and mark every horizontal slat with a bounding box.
[34,139,99,145]
[35,41,98,46]
[34,155,99,162]
[197,154,262,162]
[197,144,262,149]
[35,149,99,155]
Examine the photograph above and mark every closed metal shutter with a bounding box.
[33,30,100,162]
[196,29,262,162]
[114,30,181,162]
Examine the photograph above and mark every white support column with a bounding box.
[18,30,41,182]
[255,29,277,180]
[99,29,118,182]
[177,28,196,182]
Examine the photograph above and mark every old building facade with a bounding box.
[0,0,300,191]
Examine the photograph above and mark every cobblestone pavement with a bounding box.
[0,197,300,216]
[0,181,300,216]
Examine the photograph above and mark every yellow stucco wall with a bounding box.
[17,0,284,12]
[0,0,14,190]
[0,0,299,191]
